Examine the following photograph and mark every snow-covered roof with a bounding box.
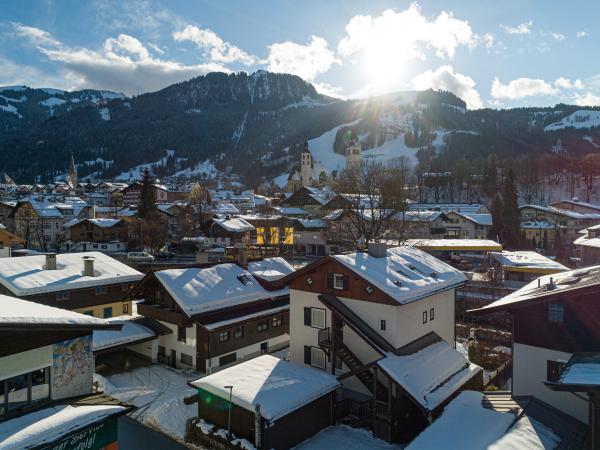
[212,216,254,233]
[520,219,556,229]
[521,204,600,220]
[214,203,240,214]
[406,391,560,450]
[559,356,600,386]
[296,218,327,229]
[322,209,344,221]
[272,206,308,215]
[247,257,294,281]
[408,203,485,214]
[453,213,493,226]
[378,339,481,411]
[407,239,502,251]
[491,251,569,273]
[154,263,288,317]
[0,294,111,327]
[93,316,156,351]
[191,355,340,421]
[394,210,444,222]
[332,246,467,305]
[550,199,600,212]
[471,265,600,314]
[574,234,600,248]
[64,218,122,228]
[0,251,143,296]
[0,403,126,450]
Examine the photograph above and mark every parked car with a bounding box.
[127,251,154,262]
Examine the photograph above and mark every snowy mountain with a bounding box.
[2,71,600,185]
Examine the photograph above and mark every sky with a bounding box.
[1,0,600,109]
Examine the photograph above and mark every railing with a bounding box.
[486,359,512,389]
[336,398,373,423]
[318,327,332,347]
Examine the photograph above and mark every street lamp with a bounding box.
[224,385,234,448]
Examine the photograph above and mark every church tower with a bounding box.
[300,141,313,187]
[345,137,361,171]
[68,152,78,188]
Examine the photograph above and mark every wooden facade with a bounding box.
[68,219,129,243]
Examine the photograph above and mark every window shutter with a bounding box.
[343,275,349,290]
[304,307,312,326]
[304,346,311,364]
[327,273,333,289]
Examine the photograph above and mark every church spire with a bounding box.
[68,152,78,188]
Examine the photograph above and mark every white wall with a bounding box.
[338,289,455,349]
[157,322,197,369]
[289,289,330,367]
[206,333,289,374]
[513,343,588,423]
[128,339,158,362]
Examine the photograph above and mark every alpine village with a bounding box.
[2,2,600,449]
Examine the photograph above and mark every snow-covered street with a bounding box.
[95,365,201,446]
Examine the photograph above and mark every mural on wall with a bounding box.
[52,335,94,400]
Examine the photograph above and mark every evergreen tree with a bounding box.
[554,228,563,256]
[543,230,549,250]
[531,236,537,249]
[482,153,498,200]
[138,168,156,219]
[501,168,520,248]
[489,193,504,241]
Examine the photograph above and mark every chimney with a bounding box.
[235,243,247,268]
[367,240,387,258]
[83,256,95,277]
[45,253,57,270]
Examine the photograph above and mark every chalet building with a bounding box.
[408,203,489,214]
[0,251,143,319]
[293,218,330,257]
[0,224,23,250]
[549,199,600,214]
[11,198,92,251]
[120,182,142,206]
[200,216,254,246]
[65,218,129,244]
[520,218,557,250]
[237,214,295,247]
[443,211,492,239]
[0,201,15,230]
[282,243,482,443]
[283,186,335,217]
[469,266,600,425]
[574,224,600,265]
[0,295,131,449]
[134,257,293,373]
[188,355,340,449]
[490,251,569,287]
[384,211,447,240]
[520,204,600,252]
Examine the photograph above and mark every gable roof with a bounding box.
[491,251,569,273]
[247,257,294,282]
[0,251,143,296]
[469,265,600,315]
[331,246,467,305]
[154,263,289,317]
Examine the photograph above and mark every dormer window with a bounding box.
[237,274,252,286]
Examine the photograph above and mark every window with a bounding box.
[95,287,107,296]
[548,303,564,323]
[178,326,187,342]
[103,307,112,318]
[180,353,193,366]
[122,303,129,314]
[272,316,283,328]
[83,310,93,316]
[219,331,230,342]
[547,360,566,382]
[333,274,346,290]
[304,346,326,370]
[1,367,50,415]
[56,291,70,301]
[219,353,237,366]
[430,308,435,321]
[423,311,428,324]
[234,326,244,339]
[258,321,269,332]
[304,307,326,329]
[380,320,387,331]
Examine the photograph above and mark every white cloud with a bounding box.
[481,33,495,49]
[573,92,600,106]
[554,77,584,90]
[148,43,165,55]
[13,24,228,94]
[338,4,476,62]
[491,77,557,99]
[501,20,533,35]
[266,36,339,81]
[0,56,70,89]
[173,25,256,65]
[551,32,565,41]
[313,82,345,99]
[411,65,483,109]
[577,30,588,38]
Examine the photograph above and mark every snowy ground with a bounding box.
[94,365,201,446]
[294,425,402,450]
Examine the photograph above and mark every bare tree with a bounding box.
[329,158,411,248]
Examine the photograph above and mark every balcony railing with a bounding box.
[318,327,332,348]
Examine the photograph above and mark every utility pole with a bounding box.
[224,385,234,448]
